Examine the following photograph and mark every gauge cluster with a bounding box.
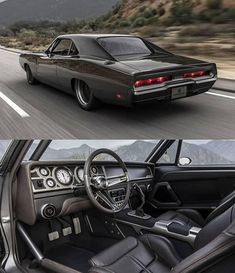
[30,165,103,193]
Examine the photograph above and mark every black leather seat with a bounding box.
[89,203,235,273]
[156,190,235,227]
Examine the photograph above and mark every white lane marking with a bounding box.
[206,91,235,100]
[0,91,30,118]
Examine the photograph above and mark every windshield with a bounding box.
[98,37,152,58]
[0,140,12,162]
[39,140,159,162]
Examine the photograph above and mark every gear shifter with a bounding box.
[127,184,151,220]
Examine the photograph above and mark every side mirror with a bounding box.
[179,157,192,166]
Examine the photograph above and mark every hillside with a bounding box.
[104,0,235,26]
[202,140,235,162]
[0,0,118,26]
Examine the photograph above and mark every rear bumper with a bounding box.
[132,76,217,104]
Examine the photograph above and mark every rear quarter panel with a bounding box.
[59,58,135,106]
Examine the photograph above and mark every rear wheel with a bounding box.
[25,65,37,85]
[75,80,100,110]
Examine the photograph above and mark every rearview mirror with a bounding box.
[179,157,192,166]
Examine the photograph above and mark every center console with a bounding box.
[115,209,201,246]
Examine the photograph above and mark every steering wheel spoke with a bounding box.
[95,191,118,210]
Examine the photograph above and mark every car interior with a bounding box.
[1,140,235,273]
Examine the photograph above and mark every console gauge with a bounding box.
[46,179,56,188]
[40,167,49,176]
[55,168,72,185]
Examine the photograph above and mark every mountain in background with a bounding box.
[181,142,233,165]
[0,0,118,26]
[201,140,235,163]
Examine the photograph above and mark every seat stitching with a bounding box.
[141,234,181,262]
[127,254,153,273]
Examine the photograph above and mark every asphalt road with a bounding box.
[0,48,235,139]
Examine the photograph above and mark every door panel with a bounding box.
[149,165,235,212]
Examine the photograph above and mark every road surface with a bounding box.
[0,48,234,139]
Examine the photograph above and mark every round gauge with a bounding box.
[76,168,84,183]
[55,168,72,185]
[46,179,56,188]
[91,166,98,174]
[40,167,49,176]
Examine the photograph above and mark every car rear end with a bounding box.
[131,63,217,104]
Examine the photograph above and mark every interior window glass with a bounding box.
[69,42,79,56]
[158,141,179,164]
[0,140,12,162]
[179,140,235,165]
[40,140,159,162]
[24,140,41,161]
[52,39,71,56]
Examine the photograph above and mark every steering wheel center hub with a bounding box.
[93,175,107,189]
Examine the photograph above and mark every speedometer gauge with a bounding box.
[55,168,72,185]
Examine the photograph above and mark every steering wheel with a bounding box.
[84,149,131,214]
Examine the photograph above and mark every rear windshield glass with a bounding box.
[98,37,152,58]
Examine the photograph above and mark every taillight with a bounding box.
[183,71,207,78]
[134,76,171,88]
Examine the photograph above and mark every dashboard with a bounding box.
[16,161,154,225]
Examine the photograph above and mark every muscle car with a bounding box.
[19,34,217,110]
[0,139,235,273]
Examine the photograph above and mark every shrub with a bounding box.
[170,0,195,24]
[119,20,131,27]
[178,25,217,37]
[206,0,223,10]
[212,8,235,23]
[132,17,147,28]
[158,7,165,17]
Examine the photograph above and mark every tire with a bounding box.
[75,80,100,111]
[25,65,37,85]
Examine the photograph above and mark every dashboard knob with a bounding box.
[41,204,57,219]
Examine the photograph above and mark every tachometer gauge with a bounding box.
[76,167,84,183]
[55,168,72,185]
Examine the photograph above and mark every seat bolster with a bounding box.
[89,237,138,267]
[172,231,235,273]
[140,234,182,267]
[177,209,205,227]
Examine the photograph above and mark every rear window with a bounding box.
[98,37,152,58]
